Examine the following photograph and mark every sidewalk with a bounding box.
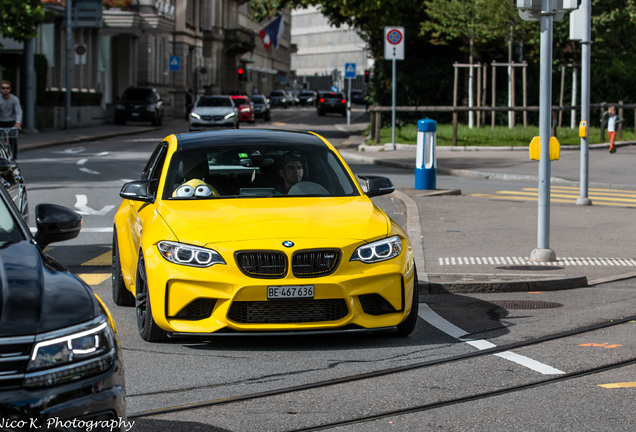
[18,120,636,295]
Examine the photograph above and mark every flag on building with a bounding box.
[259,15,284,52]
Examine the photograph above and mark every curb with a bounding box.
[419,275,588,297]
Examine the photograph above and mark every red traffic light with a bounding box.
[238,67,245,75]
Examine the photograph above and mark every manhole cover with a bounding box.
[490,300,563,310]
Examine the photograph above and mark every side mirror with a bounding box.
[358,175,395,198]
[0,158,12,173]
[34,204,82,248]
[120,179,156,202]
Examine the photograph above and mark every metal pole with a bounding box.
[391,58,396,151]
[347,77,351,125]
[25,39,36,132]
[65,0,73,130]
[531,0,556,262]
[576,0,592,206]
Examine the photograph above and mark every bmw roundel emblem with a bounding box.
[282,240,294,248]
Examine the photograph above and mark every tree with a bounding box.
[0,0,45,42]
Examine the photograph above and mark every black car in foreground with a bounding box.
[114,86,164,126]
[0,187,127,430]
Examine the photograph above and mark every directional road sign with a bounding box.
[169,56,180,72]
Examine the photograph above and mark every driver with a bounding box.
[278,152,304,194]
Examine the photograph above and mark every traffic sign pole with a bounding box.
[384,27,404,151]
[344,63,356,125]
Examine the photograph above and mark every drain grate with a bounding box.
[490,300,563,310]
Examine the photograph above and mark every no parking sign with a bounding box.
[384,26,404,60]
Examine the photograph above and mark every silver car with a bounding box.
[189,95,239,131]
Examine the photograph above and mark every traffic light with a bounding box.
[364,69,370,83]
[238,66,245,81]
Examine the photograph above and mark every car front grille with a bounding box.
[236,249,341,279]
[227,299,348,324]
[292,249,341,277]
[0,335,35,389]
[235,251,287,278]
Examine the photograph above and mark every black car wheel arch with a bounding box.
[135,254,166,342]
[112,231,135,306]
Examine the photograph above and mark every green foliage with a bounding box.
[248,0,636,112]
[370,123,635,147]
[0,0,45,42]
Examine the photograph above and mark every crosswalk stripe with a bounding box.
[438,257,634,266]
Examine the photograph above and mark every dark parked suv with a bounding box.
[0,186,126,428]
[114,87,164,126]
[317,91,347,117]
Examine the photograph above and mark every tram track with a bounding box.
[128,313,636,427]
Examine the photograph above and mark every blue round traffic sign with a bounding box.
[386,29,403,45]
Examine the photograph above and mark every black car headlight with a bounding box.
[157,240,226,267]
[351,236,402,263]
[146,103,157,112]
[25,316,117,388]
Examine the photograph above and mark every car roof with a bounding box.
[173,129,326,151]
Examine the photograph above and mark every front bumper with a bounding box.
[0,360,127,431]
[143,239,416,335]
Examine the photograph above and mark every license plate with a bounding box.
[267,285,314,299]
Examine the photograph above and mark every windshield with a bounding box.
[122,88,154,101]
[0,197,24,247]
[196,97,233,107]
[250,96,265,103]
[163,144,359,199]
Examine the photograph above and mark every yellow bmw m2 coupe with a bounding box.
[112,129,418,342]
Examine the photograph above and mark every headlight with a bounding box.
[146,104,157,112]
[157,240,226,267]
[25,316,117,388]
[190,112,201,119]
[351,236,402,263]
[116,104,125,110]
[224,112,236,119]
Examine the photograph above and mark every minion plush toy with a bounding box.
[172,179,220,198]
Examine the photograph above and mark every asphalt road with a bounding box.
[15,106,636,432]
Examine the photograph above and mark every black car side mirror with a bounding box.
[120,179,156,202]
[358,175,395,197]
[0,158,12,173]
[34,204,82,248]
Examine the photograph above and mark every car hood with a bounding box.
[193,107,234,115]
[0,241,97,336]
[157,197,390,244]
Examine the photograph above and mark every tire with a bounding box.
[391,266,420,337]
[135,255,166,342]
[112,231,135,306]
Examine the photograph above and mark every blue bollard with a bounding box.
[415,118,437,190]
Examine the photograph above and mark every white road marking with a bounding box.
[438,256,635,267]
[74,194,115,216]
[79,167,100,175]
[418,304,565,375]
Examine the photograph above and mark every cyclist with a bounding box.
[0,80,23,158]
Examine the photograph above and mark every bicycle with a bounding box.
[0,127,19,159]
